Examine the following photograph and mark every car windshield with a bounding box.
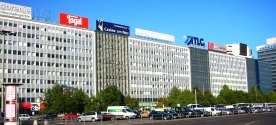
[126,109,133,112]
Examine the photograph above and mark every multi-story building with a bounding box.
[129,37,191,105]
[0,15,96,105]
[95,31,129,95]
[189,47,210,92]
[257,38,276,91]
[256,61,273,93]
[208,51,248,96]
[226,43,253,58]
[246,58,258,90]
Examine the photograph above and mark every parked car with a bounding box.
[251,107,262,113]
[18,114,30,121]
[43,114,57,120]
[77,112,102,122]
[101,112,123,121]
[132,110,141,118]
[194,109,211,117]
[141,110,150,118]
[62,112,79,119]
[148,111,172,120]
[175,107,199,118]
[164,110,180,119]
[107,106,136,119]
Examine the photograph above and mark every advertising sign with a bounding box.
[135,28,175,42]
[185,36,205,47]
[59,13,89,29]
[96,20,130,36]
[208,42,226,53]
[5,86,16,101]
[5,104,16,120]
[0,2,32,19]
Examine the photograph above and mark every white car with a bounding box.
[77,112,102,122]
[18,114,30,121]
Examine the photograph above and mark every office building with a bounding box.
[208,51,248,96]
[129,37,191,105]
[0,15,96,105]
[189,47,210,91]
[95,31,129,95]
[257,38,276,91]
[256,61,273,93]
[226,43,253,58]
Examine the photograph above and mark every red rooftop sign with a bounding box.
[59,13,88,29]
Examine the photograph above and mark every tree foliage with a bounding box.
[178,89,194,106]
[156,97,168,108]
[124,95,139,110]
[167,86,181,107]
[98,85,125,111]
[42,84,89,115]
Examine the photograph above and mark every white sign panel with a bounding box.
[5,86,16,101]
[135,28,175,42]
[5,104,16,119]
[0,2,32,19]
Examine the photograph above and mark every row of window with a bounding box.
[3,68,92,77]
[2,59,92,69]
[0,21,93,38]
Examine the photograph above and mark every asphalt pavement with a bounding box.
[19,112,276,125]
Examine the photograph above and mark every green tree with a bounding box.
[266,91,276,102]
[178,89,194,106]
[71,89,89,113]
[193,86,206,104]
[248,86,266,103]
[204,90,217,105]
[124,95,139,110]
[98,85,125,111]
[167,86,181,107]
[84,93,103,112]
[43,84,64,115]
[156,97,168,108]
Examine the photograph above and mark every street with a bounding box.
[19,112,276,125]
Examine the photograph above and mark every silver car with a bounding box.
[77,112,102,122]
[18,114,30,121]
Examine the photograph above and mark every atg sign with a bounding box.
[185,36,205,47]
[96,20,130,36]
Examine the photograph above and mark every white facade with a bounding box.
[0,16,96,103]
[209,51,248,96]
[129,37,191,102]
[226,43,252,58]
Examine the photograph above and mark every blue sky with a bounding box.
[3,0,276,58]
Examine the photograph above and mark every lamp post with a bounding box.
[0,30,16,113]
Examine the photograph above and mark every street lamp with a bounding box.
[0,30,16,113]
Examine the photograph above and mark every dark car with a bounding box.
[148,111,172,120]
[44,114,57,120]
[133,110,141,118]
[175,107,199,118]
[164,110,180,119]
[194,109,211,117]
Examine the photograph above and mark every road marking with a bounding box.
[245,120,258,125]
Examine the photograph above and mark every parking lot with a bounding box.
[18,111,276,125]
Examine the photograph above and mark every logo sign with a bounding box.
[208,42,226,53]
[59,13,88,29]
[135,28,175,42]
[5,86,16,101]
[96,20,130,36]
[0,2,32,19]
[185,36,205,47]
